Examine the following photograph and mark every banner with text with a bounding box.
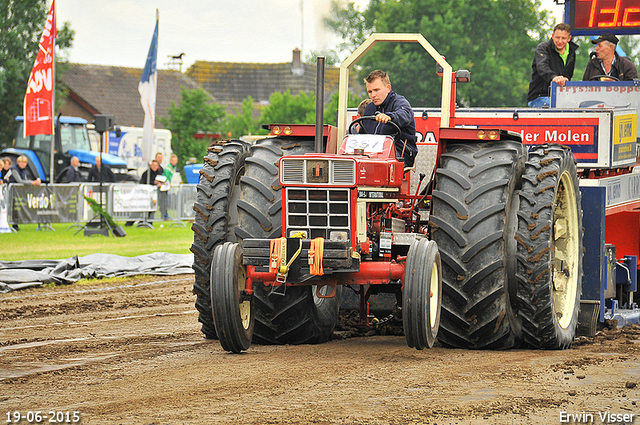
[112,184,157,213]
[23,0,56,137]
[10,184,79,224]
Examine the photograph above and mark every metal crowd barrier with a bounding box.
[5,183,197,227]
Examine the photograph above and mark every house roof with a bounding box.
[186,49,354,105]
[59,53,363,129]
[59,64,204,128]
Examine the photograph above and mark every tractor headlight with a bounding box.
[329,231,349,241]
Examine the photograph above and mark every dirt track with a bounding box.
[1,275,639,424]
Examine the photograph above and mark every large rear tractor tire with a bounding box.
[211,242,254,353]
[430,140,526,349]
[515,144,583,349]
[191,140,249,339]
[403,239,442,350]
[252,284,343,345]
[235,137,341,345]
[234,138,313,240]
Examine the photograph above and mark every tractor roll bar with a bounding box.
[336,33,454,153]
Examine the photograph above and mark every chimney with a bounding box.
[292,48,301,66]
[292,48,304,76]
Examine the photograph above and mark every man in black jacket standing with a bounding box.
[64,156,83,183]
[359,70,417,167]
[88,156,116,183]
[527,23,578,108]
[583,33,638,81]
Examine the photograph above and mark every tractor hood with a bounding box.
[68,150,127,169]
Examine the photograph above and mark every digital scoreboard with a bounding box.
[568,0,640,35]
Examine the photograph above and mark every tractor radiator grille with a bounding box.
[281,159,305,184]
[286,188,351,240]
[280,158,355,185]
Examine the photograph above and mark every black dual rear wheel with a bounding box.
[430,141,526,349]
[191,141,249,339]
[515,144,583,349]
[235,138,341,346]
[194,137,341,348]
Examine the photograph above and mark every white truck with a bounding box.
[91,126,173,177]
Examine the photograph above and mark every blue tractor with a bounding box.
[2,116,131,183]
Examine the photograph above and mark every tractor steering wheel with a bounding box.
[348,115,402,141]
[589,75,620,82]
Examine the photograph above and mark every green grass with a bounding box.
[1,221,194,261]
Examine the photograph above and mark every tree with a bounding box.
[323,90,363,126]
[0,1,74,149]
[618,36,640,69]
[227,96,261,138]
[159,87,227,171]
[306,50,341,66]
[323,0,553,107]
[259,89,317,125]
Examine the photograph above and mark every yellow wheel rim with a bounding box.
[237,264,251,330]
[429,256,440,329]
[552,171,579,329]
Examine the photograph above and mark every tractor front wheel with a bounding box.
[403,239,442,350]
[211,242,254,353]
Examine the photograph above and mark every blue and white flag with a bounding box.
[138,12,158,167]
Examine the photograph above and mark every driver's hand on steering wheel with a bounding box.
[375,113,391,124]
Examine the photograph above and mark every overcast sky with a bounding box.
[57,0,565,71]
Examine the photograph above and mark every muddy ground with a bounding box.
[1,275,639,424]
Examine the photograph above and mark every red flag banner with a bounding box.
[24,0,56,137]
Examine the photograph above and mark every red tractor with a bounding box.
[191,34,583,353]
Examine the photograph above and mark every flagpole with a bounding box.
[138,9,159,228]
[153,9,158,133]
[49,0,56,183]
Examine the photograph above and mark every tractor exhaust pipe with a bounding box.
[315,56,325,153]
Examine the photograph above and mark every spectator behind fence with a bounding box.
[140,160,163,186]
[88,156,116,183]
[7,155,41,186]
[155,152,164,175]
[158,154,180,220]
[1,157,12,184]
[140,159,164,220]
[163,154,180,185]
[64,156,83,183]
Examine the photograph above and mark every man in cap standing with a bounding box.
[583,32,638,81]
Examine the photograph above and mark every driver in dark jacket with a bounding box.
[583,32,638,81]
[359,70,417,167]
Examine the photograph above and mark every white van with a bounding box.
[106,127,173,176]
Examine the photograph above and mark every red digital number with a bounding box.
[622,3,640,26]
[575,0,640,29]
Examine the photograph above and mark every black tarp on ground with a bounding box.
[0,253,194,292]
